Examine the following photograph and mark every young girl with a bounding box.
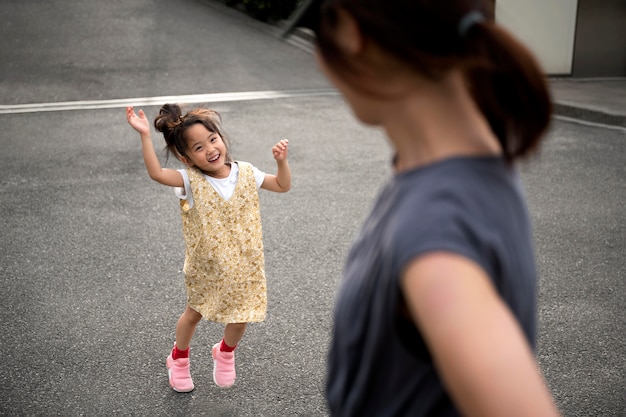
[286,0,560,416]
[126,103,290,393]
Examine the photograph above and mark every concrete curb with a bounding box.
[552,102,626,128]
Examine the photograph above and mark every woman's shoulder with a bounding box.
[388,156,521,244]
[397,157,513,202]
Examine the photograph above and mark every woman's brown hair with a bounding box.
[314,0,552,162]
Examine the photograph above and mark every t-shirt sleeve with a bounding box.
[174,169,194,209]
[390,192,496,284]
[251,165,266,188]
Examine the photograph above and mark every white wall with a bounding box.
[495,0,578,75]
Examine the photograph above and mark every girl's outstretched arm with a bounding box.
[126,106,184,188]
[261,139,291,192]
[401,252,561,417]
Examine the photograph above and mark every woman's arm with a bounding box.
[126,106,183,188]
[261,139,291,192]
[401,252,560,417]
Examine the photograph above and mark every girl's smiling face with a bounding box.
[181,123,230,178]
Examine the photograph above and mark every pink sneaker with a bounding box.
[166,354,194,393]
[212,343,236,388]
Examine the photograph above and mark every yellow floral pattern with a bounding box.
[180,162,266,323]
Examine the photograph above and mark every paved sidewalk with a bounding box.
[550,77,626,128]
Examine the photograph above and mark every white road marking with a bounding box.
[0,88,339,115]
[2,90,623,133]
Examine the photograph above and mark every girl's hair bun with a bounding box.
[154,103,183,134]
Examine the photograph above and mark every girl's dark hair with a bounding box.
[153,103,233,163]
[314,0,552,162]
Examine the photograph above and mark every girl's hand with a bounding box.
[262,139,291,192]
[126,106,150,135]
[272,139,289,161]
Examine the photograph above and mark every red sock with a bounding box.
[172,345,189,359]
[219,339,236,352]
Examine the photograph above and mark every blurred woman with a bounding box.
[289,0,562,415]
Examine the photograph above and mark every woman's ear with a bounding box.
[335,8,363,56]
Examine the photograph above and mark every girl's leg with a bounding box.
[175,305,203,350]
[166,306,201,393]
[212,323,247,388]
[222,322,247,349]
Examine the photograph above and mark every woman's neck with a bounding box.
[382,71,502,172]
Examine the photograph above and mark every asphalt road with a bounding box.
[0,1,624,416]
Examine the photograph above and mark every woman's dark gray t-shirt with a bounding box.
[326,157,537,417]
